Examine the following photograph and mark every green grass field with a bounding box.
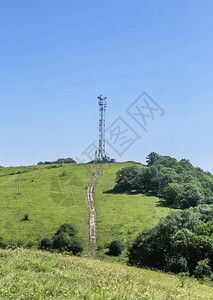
[0,163,97,248]
[94,163,172,258]
[0,162,172,257]
[0,162,212,298]
[0,248,212,299]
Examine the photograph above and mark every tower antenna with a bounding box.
[98,95,107,160]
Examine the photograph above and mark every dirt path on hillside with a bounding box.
[87,167,102,257]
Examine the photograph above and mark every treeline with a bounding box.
[128,205,213,279]
[37,158,76,165]
[114,152,213,209]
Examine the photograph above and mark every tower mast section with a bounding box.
[98,95,107,160]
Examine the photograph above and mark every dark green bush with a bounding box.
[166,256,189,273]
[0,237,6,249]
[55,223,78,236]
[52,232,83,254]
[109,240,124,256]
[40,223,84,255]
[26,241,33,248]
[22,214,29,221]
[194,259,211,279]
[40,237,52,250]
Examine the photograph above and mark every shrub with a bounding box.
[109,240,124,256]
[194,259,211,279]
[26,241,33,248]
[22,214,29,221]
[52,233,83,255]
[40,238,52,250]
[40,223,84,255]
[166,256,189,273]
[0,237,6,249]
[66,237,84,255]
[55,223,78,236]
[16,240,25,247]
[52,232,70,251]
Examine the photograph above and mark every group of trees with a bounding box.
[112,153,213,279]
[37,158,76,165]
[40,223,84,255]
[128,205,213,279]
[114,152,213,209]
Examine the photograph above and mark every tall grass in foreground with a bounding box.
[0,248,212,299]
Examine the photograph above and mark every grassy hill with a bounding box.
[0,162,171,253]
[0,163,97,248]
[0,162,213,298]
[0,248,212,299]
[94,163,171,259]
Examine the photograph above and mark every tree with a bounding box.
[179,183,204,209]
[146,152,159,166]
[128,205,213,278]
[155,156,177,168]
[113,153,213,209]
[139,166,158,192]
[163,183,184,207]
[115,166,140,192]
[156,167,179,194]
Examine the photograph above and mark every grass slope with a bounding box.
[0,162,173,257]
[0,163,97,248]
[0,248,212,299]
[94,163,172,258]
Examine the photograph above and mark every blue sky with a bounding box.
[0,0,213,171]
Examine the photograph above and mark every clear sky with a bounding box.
[1,0,213,172]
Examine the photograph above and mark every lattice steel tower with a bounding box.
[98,95,107,160]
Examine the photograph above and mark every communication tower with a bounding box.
[98,95,107,160]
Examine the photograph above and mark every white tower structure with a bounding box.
[98,95,107,160]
